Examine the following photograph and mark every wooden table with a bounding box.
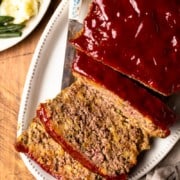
[0,1,61,179]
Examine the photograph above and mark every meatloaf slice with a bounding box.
[71,0,180,96]
[37,79,151,178]
[15,117,103,180]
[72,51,176,138]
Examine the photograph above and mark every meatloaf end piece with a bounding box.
[72,51,176,138]
[15,117,103,180]
[70,0,180,96]
[37,79,151,178]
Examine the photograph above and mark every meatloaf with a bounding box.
[15,117,103,180]
[72,51,176,138]
[71,0,180,96]
[37,78,152,178]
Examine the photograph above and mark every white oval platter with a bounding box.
[17,0,180,179]
[0,0,51,52]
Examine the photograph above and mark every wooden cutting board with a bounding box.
[0,1,61,179]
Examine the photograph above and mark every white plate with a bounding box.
[17,0,180,179]
[0,0,51,52]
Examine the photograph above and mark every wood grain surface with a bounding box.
[0,1,61,179]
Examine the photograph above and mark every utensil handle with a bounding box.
[69,0,82,20]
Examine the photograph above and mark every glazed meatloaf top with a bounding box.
[15,117,103,180]
[71,0,180,96]
[37,78,151,178]
[72,51,176,138]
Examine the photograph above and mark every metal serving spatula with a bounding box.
[61,0,83,90]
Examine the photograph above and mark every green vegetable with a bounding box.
[0,31,22,38]
[0,15,25,38]
[0,16,14,25]
[0,24,25,33]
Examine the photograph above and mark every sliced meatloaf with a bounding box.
[15,117,103,180]
[37,79,151,178]
[71,0,180,96]
[72,51,176,138]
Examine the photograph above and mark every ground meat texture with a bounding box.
[15,118,103,180]
[39,79,151,177]
[72,51,176,138]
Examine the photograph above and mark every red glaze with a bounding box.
[71,0,180,96]
[72,51,176,133]
[15,144,63,180]
[37,104,127,179]
[15,142,28,153]
[15,130,63,179]
[37,105,100,175]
